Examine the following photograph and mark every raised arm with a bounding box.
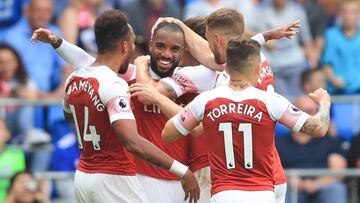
[32,28,95,69]
[299,88,331,137]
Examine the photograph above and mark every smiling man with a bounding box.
[148,23,184,78]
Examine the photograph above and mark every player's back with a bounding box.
[200,85,278,194]
[65,66,136,175]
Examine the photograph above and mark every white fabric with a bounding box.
[251,33,266,47]
[173,116,190,136]
[194,166,211,203]
[136,174,185,203]
[169,160,188,177]
[65,65,135,123]
[211,190,276,203]
[56,39,95,69]
[74,170,149,203]
[173,86,309,137]
[275,183,287,203]
[160,65,220,97]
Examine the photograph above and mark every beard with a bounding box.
[118,56,131,74]
[150,56,179,78]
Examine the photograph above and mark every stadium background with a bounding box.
[0,0,359,202]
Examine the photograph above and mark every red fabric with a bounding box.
[128,79,191,180]
[274,149,287,184]
[67,76,136,175]
[202,98,276,195]
[189,134,210,172]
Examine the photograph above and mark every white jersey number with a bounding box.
[219,123,253,169]
[69,105,101,150]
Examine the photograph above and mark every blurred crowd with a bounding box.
[0,0,359,202]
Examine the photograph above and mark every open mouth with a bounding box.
[157,59,173,70]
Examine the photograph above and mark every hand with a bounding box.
[180,170,200,203]
[151,17,179,40]
[134,55,150,72]
[31,28,62,47]
[129,83,162,105]
[331,77,345,89]
[308,88,331,105]
[263,20,301,41]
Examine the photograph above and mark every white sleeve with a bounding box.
[266,92,309,133]
[251,33,266,47]
[160,65,218,97]
[99,77,135,123]
[56,39,96,70]
[172,92,208,135]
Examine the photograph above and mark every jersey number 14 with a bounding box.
[219,123,253,170]
[70,105,101,150]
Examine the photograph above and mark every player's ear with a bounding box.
[121,40,128,54]
[214,33,221,45]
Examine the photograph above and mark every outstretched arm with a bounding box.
[32,28,95,69]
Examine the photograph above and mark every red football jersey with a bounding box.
[161,54,286,183]
[120,65,191,180]
[63,66,136,175]
[172,86,309,195]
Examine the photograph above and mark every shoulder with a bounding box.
[98,67,128,86]
[193,86,220,103]
[119,64,136,82]
[2,18,25,37]
[175,65,216,77]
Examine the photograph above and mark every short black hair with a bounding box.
[184,16,206,39]
[226,37,261,73]
[94,10,130,54]
[301,69,322,87]
[153,22,185,39]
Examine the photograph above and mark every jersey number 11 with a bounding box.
[219,123,253,170]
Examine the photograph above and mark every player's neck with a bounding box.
[228,78,252,91]
[94,53,123,73]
